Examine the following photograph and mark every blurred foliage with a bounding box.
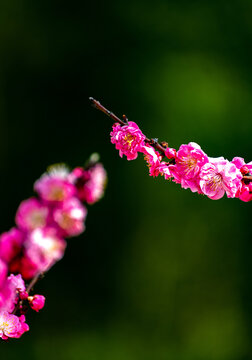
[1,0,252,359]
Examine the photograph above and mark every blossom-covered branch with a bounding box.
[0,154,107,340]
[90,97,167,154]
[90,97,252,201]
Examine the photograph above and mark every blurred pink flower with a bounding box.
[71,163,107,204]
[53,198,87,237]
[34,175,75,203]
[0,228,24,264]
[24,227,66,275]
[0,274,26,313]
[0,260,7,289]
[12,256,39,280]
[15,198,49,231]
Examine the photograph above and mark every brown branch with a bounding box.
[243,175,252,181]
[242,175,252,184]
[89,97,127,127]
[26,272,44,295]
[89,97,167,155]
[89,97,252,183]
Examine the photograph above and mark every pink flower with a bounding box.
[34,169,76,203]
[231,157,246,170]
[169,142,208,193]
[53,198,87,237]
[0,274,25,313]
[16,315,29,338]
[0,228,24,264]
[0,285,13,313]
[0,280,14,313]
[110,121,146,160]
[7,274,25,293]
[141,145,163,177]
[28,294,45,312]
[231,157,252,174]
[12,256,39,280]
[70,163,107,204]
[238,183,252,202]
[176,143,209,179]
[0,260,7,288]
[231,157,252,202]
[158,162,173,180]
[15,198,49,231]
[24,227,66,275]
[199,159,242,200]
[0,312,29,340]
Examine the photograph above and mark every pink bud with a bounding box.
[240,165,250,175]
[165,147,176,159]
[20,291,28,300]
[28,294,45,312]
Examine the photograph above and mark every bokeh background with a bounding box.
[1,0,252,359]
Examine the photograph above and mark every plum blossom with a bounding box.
[34,170,76,203]
[16,315,29,338]
[7,274,26,296]
[175,143,208,179]
[231,156,252,174]
[108,115,250,201]
[0,274,26,313]
[199,159,242,200]
[169,142,209,193]
[24,227,67,276]
[0,260,7,288]
[238,182,252,202]
[0,228,24,264]
[110,121,146,160]
[53,198,87,237]
[70,163,107,204]
[0,312,29,340]
[158,162,173,180]
[0,279,15,313]
[11,256,40,281]
[0,158,107,341]
[141,144,163,177]
[15,198,49,231]
[231,157,252,202]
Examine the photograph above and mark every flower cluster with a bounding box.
[110,122,251,201]
[0,156,107,340]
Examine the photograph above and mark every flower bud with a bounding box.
[28,295,45,312]
[165,147,176,159]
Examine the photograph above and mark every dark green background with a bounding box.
[1,0,252,359]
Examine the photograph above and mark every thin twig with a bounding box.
[26,272,44,295]
[89,97,167,155]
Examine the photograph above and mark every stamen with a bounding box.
[123,134,135,147]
